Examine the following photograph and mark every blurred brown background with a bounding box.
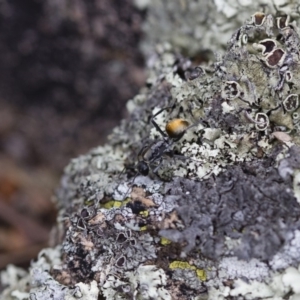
[0,0,145,270]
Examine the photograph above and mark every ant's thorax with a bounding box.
[143,138,173,163]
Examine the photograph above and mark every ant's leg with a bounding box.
[152,167,163,179]
[122,172,139,200]
[151,105,174,138]
[118,166,127,179]
[173,153,202,163]
[152,162,163,174]
[137,144,148,160]
[182,117,203,133]
[150,158,165,179]
[152,105,174,118]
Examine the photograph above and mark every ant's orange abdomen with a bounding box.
[165,119,190,140]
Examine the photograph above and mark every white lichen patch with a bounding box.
[0,266,30,300]
[0,265,28,290]
[101,265,171,300]
[293,171,300,204]
[208,263,300,300]
[65,281,99,300]
[271,230,300,270]
[172,268,204,291]
[219,257,269,281]
[128,265,171,300]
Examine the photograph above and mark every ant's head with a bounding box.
[165,119,190,141]
[137,161,149,176]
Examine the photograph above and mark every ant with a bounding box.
[117,104,202,201]
[124,105,201,182]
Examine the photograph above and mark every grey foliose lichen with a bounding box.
[137,0,300,57]
[4,6,300,300]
